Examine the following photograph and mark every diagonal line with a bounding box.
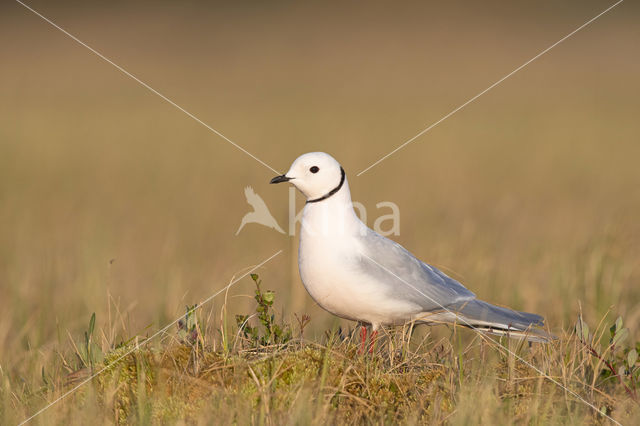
[356,0,624,176]
[15,0,281,175]
[360,252,622,425]
[18,250,283,425]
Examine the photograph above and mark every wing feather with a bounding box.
[356,228,475,312]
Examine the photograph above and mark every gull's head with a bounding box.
[270,152,345,201]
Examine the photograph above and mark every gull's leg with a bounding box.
[368,330,378,354]
[358,325,368,354]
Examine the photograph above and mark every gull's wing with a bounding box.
[356,227,475,312]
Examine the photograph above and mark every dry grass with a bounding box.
[1,1,639,424]
[3,299,639,424]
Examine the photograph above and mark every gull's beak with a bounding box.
[270,175,292,184]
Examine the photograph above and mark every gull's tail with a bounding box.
[446,299,554,343]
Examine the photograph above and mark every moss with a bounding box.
[76,339,451,424]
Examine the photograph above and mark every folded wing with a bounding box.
[356,228,476,312]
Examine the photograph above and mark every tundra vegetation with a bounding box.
[2,274,639,424]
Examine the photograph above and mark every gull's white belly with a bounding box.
[298,235,417,327]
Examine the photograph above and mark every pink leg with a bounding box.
[359,325,368,354]
[369,330,378,354]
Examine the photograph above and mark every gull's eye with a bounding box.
[310,166,319,173]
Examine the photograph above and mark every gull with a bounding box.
[270,152,551,349]
[236,186,285,235]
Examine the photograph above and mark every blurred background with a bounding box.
[1,0,639,374]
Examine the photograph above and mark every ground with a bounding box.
[4,278,639,424]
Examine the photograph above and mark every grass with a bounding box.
[3,276,639,424]
[2,1,640,424]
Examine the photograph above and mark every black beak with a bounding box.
[270,175,292,184]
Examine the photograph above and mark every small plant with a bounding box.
[576,315,639,404]
[294,313,311,338]
[77,312,103,372]
[235,274,292,346]
[177,304,202,346]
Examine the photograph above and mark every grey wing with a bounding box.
[356,228,475,312]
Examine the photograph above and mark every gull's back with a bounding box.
[355,227,476,313]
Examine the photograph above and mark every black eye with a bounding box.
[310,166,319,173]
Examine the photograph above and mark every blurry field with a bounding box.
[1,0,639,423]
